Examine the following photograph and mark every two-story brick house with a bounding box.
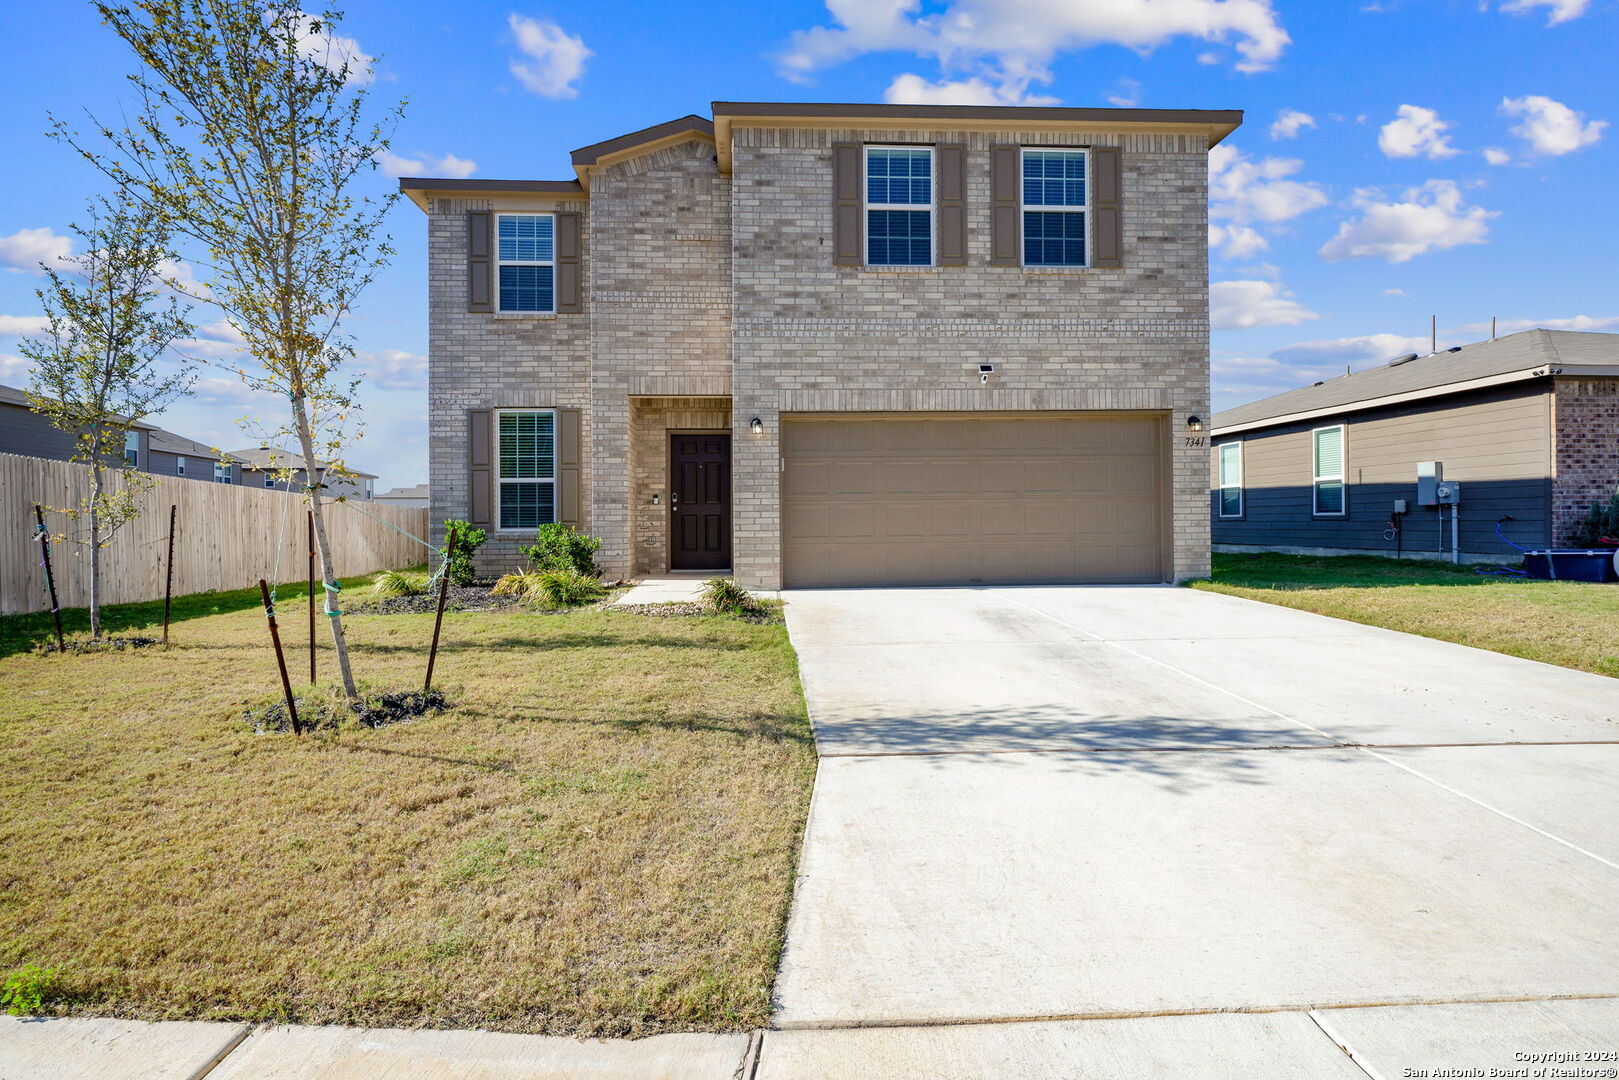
[403,102,1239,588]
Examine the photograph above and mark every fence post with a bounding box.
[307,509,316,684]
[162,504,176,644]
[259,578,301,735]
[424,527,457,694]
[34,504,65,652]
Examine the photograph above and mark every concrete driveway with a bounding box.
[763,585,1619,1077]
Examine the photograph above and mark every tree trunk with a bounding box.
[88,462,104,639]
[291,396,358,700]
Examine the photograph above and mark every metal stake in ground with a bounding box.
[259,578,301,735]
[307,510,316,684]
[424,528,458,694]
[162,504,176,645]
[34,504,65,652]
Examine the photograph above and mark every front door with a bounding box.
[670,433,732,570]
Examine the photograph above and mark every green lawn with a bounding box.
[0,578,816,1036]
[1193,552,1619,678]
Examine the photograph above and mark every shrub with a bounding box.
[536,567,607,607]
[0,963,56,1016]
[521,524,602,578]
[1566,494,1619,548]
[371,569,427,598]
[442,520,488,586]
[702,577,759,615]
[492,569,544,599]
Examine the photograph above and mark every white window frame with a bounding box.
[863,145,935,268]
[1312,425,1347,517]
[495,407,558,532]
[1217,441,1244,519]
[214,461,232,483]
[176,455,186,476]
[264,472,276,489]
[1020,147,1090,268]
[123,430,139,468]
[495,212,556,314]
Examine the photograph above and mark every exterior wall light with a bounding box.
[1187,415,1204,433]
[750,417,764,435]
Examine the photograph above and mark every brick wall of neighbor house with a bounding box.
[1552,376,1619,543]
[588,140,733,579]
[425,193,591,575]
[728,127,1212,587]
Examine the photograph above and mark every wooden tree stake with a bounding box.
[35,504,65,652]
[259,578,301,735]
[424,528,458,694]
[162,504,176,644]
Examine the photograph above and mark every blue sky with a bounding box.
[1,0,1613,488]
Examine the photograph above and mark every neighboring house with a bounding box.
[374,484,429,508]
[402,101,1240,587]
[1210,329,1619,560]
[227,446,377,500]
[147,427,242,484]
[0,382,244,481]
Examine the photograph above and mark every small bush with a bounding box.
[521,524,602,577]
[1,963,56,1016]
[702,578,760,615]
[536,567,607,607]
[492,569,546,599]
[442,520,488,586]
[1566,494,1619,548]
[371,569,427,598]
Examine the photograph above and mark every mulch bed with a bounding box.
[40,635,161,656]
[247,689,451,733]
[349,584,526,615]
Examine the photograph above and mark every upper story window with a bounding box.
[865,147,933,266]
[264,473,277,488]
[214,461,232,483]
[123,430,139,468]
[1022,148,1088,267]
[1217,442,1243,518]
[497,409,556,530]
[176,455,186,476]
[497,214,555,313]
[1312,425,1346,516]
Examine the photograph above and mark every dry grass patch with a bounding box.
[0,578,815,1036]
[1193,553,1619,678]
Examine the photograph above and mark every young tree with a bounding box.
[21,196,195,639]
[58,0,403,698]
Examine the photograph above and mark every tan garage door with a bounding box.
[781,413,1166,588]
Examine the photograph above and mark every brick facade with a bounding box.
[1552,377,1619,544]
[417,109,1220,585]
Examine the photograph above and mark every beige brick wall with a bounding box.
[629,396,731,574]
[1552,376,1619,543]
[728,127,1211,587]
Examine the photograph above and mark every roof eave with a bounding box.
[397,178,585,212]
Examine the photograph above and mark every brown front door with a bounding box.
[670,433,731,570]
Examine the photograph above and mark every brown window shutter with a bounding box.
[1090,146,1123,269]
[468,409,493,526]
[989,145,1020,267]
[467,211,493,313]
[555,212,582,313]
[831,142,863,266]
[556,407,582,527]
[936,144,967,266]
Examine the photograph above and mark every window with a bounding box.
[496,213,554,313]
[865,146,932,266]
[497,410,556,530]
[264,473,276,488]
[176,455,186,476]
[1313,426,1346,516]
[1022,148,1088,267]
[123,430,139,468]
[214,461,232,483]
[1217,442,1243,518]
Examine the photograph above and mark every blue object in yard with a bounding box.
[1522,550,1619,582]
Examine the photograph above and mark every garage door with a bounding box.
[781,413,1165,588]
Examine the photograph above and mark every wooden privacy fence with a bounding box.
[0,453,430,615]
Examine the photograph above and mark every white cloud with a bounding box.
[1318,180,1496,264]
[1500,0,1591,24]
[376,150,477,179]
[777,0,1291,108]
[1500,95,1607,156]
[1269,108,1316,140]
[178,318,248,360]
[1104,78,1141,108]
[1378,105,1460,159]
[1482,146,1512,165]
[883,72,1058,106]
[0,314,49,337]
[1460,313,1619,335]
[359,348,428,391]
[1382,287,1408,297]
[292,11,374,85]
[1209,145,1329,226]
[1210,279,1318,330]
[191,376,269,407]
[1208,223,1269,258]
[0,354,33,383]
[509,14,591,99]
[1272,333,1434,366]
[0,227,74,274]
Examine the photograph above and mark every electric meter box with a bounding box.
[1434,481,1460,505]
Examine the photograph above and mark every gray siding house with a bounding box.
[0,382,241,482]
[405,101,1241,587]
[1210,330,1619,560]
[227,446,376,500]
